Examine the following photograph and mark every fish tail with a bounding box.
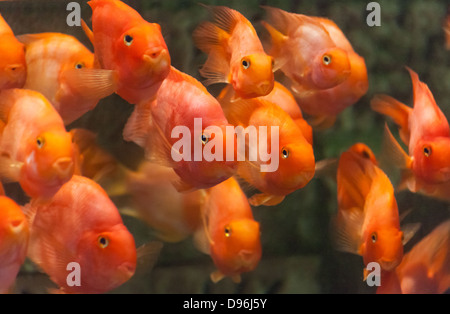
[370,94,412,145]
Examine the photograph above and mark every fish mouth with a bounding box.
[379,259,399,272]
[52,157,74,180]
[9,218,27,235]
[116,262,136,282]
[237,250,259,270]
[256,81,274,96]
[142,48,171,71]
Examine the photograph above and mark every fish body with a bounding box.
[195,177,261,283]
[82,0,171,104]
[24,175,137,294]
[0,14,26,90]
[0,196,29,294]
[19,32,101,125]
[123,66,237,191]
[193,5,274,99]
[0,89,75,199]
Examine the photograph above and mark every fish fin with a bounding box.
[370,94,412,145]
[260,20,288,71]
[171,178,197,193]
[204,5,241,34]
[332,207,364,255]
[401,223,421,246]
[0,154,23,183]
[248,193,285,206]
[198,50,231,86]
[167,66,208,92]
[307,114,337,130]
[135,241,164,276]
[231,274,242,284]
[81,19,94,46]
[381,123,413,169]
[193,190,215,255]
[118,206,143,220]
[192,20,229,53]
[314,158,338,180]
[210,270,225,283]
[0,90,16,122]
[62,68,117,101]
[123,102,152,148]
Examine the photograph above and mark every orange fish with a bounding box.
[0,196,29,294]
[0,13,26,90]
[288,17,369,129]
[377,220,450,294]
[262,6,351,95]
[123,161,204,243]
[18,32,105,125]
[193,5,274,99]
[123,66,237,191]
[334,143,405,277]
[371,68,450,196]
[23,175,139,294]
[79,0,171,105]
[0,89,75,199]
[194,177,261,283]
[218,87,315,206]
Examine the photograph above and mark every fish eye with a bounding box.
[124,34,134,46]
[224,225,232,237]
[281,147,289,159]
[361,149,371,159]
[201,133,209,145]
[271,58,275,68]
[241,58,251,70]
[36,136,45,149]
[322,54,332,66]
[75,62,84,69]
[97,235,109,249]
[423,145,432,157]
[371,232,378,243]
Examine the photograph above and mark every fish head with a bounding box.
[0,38,26,89]
[78,225,137,293]
[413,137,450,184]
[265,137,315,194]
[22,130,75,197]
[0,196,29,260]
[211,218,261,274]
[311,47,350,89]
[363,227,404,272]
[231,53,275,99]
[348,143,378,166]
[115,23,171,88]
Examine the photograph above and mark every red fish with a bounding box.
[193,5,274,99]
[0,196,29,294]
[123,66,237,191]
[335,143,404,277]
[0,13,26,90]
[0,89,75,199]
[18,32,104,125]
[194,177,261,283]
[262,6,351,95]
[79,0,171,105]
[23,175,138,294]
[123,161,204,243]
[288,17,369,129]
[377,220,450,294]
[371,68,450,197]
[218,87,315,206]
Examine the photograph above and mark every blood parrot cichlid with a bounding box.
[23,175,139,294]
[0,196,29,294]
[18,32,106,125]
[79,0,171,105]
[371,68,450,197]
[123,66,237,191]
[334,143,406,277]
[0,89,75,199]
[194,177,261,283]
[262,6,351,95]
[193,5,274,99]
[0,13,26,90]
[218,87,315,206]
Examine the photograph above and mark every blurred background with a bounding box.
[1,0,449,294]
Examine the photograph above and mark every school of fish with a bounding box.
[0,0,448,294]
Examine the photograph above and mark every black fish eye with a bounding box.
[242,58,250,69]
[36,136,45,149]
[371,232,378,243]
[224,226,232,237]
[423,146,432,157]
[98,236,109,248]
[75,63,84,69]
[124,34,133,46]
[201,133,209,145]
[281,147,289,159]
[362,150,371,159]
[323,54,332,65]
